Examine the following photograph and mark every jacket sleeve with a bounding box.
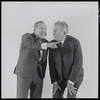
[22,33,41,50]
[69,40,83,83]
[49,49,59,84]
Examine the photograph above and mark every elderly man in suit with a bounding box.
[49,21,84,98]
[14,21,57,98]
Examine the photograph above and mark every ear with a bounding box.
[64,32,66,35]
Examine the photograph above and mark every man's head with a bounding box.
[34,21,47,39]
[53,21,68,42]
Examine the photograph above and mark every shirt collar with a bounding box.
[32,33,40,40]
[61,36,66,44]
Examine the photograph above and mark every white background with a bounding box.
[2,2,98,98]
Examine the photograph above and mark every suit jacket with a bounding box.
[49,35,84,87]
[14,33,49,79]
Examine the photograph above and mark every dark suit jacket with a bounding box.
[14,33,49,79]
[49,35,84,87]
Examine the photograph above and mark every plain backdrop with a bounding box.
[1,2,98,98]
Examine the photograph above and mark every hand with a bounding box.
[67,82,77,96]
[47,42,59,49]
[53,82,61,95]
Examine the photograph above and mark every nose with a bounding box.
[42,31,47,36]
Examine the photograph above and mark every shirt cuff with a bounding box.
[53,82,58,85]
[68,80,74,85]
[41,43,47,49]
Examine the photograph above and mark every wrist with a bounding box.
[68,80,74,85]
[53,82,58,85]
[41,43,47,49]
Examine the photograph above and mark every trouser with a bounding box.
[17,70,43,98]
[53,80,79,98]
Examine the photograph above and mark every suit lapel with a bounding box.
[61,35,69,58]
[31,33,48,62]
[31,33,41,59]
[52,40,63,58]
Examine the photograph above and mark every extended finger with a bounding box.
[73,89,77,93]
[72,86,77,90]
[58,85,61,90]
[52,90,56,95]
[68,90,72,96]
[53,44,57,47]
[52,45,57,48]
[52,46,57,49]
[74,87,77,89]
[53,88,57,95]
[51,45,56,48]
[71,90,76,95]
[54,42,59,44]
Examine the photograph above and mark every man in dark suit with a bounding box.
[49,21,84,98]
[14,21,57,98]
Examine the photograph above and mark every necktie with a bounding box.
[59,42,63,54]
[58,43,66,80]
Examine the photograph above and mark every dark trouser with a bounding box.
[53,80,79,98]
[17,70,43,98]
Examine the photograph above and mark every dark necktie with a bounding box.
[58,42,63,54]
[58,42,65,79]
[58,43,67,80]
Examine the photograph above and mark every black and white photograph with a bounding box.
[1,1,98,98]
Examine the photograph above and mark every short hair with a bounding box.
[34,21,44,29]
[54,21,69,33]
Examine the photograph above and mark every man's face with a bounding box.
[53,25,66,42]
[34,23,47,39]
